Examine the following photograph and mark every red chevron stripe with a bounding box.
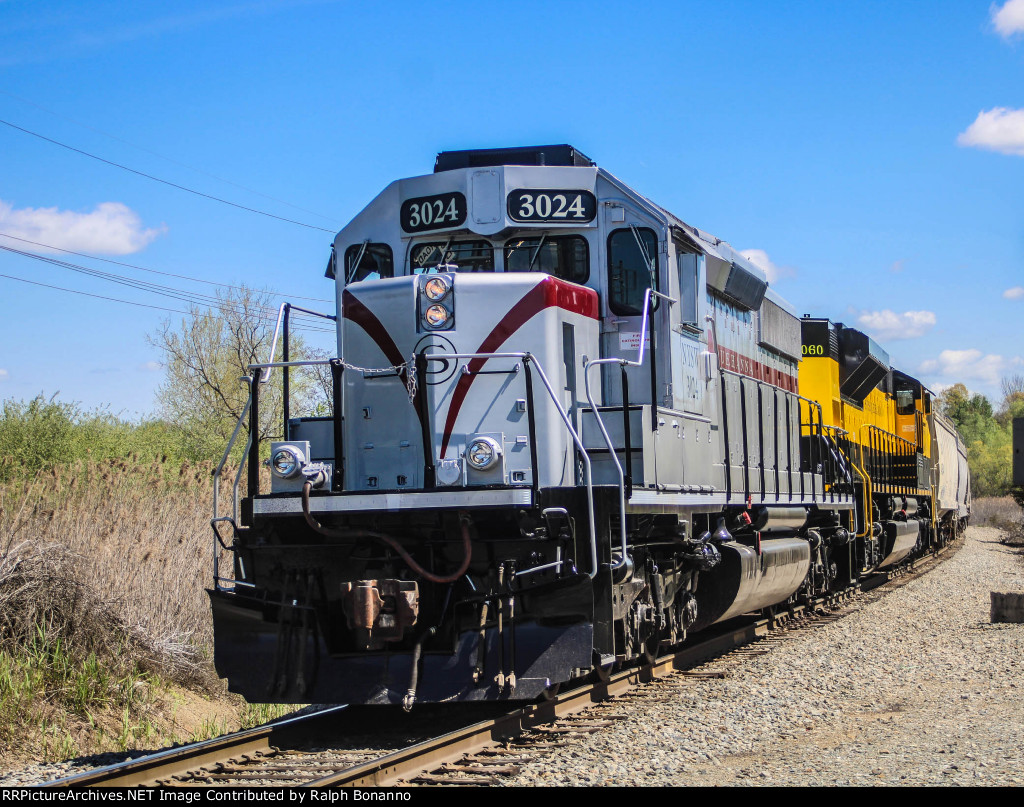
[438,276,597,458]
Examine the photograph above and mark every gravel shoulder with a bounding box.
[507,526,1024,786]
[6,527,1020,787]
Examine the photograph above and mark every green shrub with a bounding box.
[0,395,194,483]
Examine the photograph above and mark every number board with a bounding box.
[507,189,597,223]
[401,192,467,234]
[801,320,831,358]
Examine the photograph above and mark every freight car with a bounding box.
[207,145,969,706]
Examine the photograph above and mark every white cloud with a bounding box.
[889,260,905,274]
[1004,286,1024,299]
[140,361,161,372]
[856,309,936,341]
[0,369,7,381]
[0,199,165,255]
[957,107,1024,156]
[920,349,1022,385]
[993,0,1024,37]
[739,249,795,284]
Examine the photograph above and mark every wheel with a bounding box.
[591,651,615,683]
[540,682,561,701]
[640,634,660,666]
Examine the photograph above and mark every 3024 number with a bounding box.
[507,189,596,223]
[518,193,586,219]
[401,192,467,233]
[409,198,459,228]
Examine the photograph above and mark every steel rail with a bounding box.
[303,619,770,787]
[42,536,961,788]
[43,706,351,788]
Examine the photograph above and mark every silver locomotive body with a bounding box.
[208,146,957,705]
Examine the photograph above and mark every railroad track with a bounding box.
[44,536,961,788]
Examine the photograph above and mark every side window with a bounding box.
[896,389,916,415]
[410,240,494,273]
[344,243,393,283]
[677,251,699,327]
[504,235,589,283]
[608,228,658,315]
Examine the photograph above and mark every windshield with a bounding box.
[504,235,589,283]
[410,240,494,273]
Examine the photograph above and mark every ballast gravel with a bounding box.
[506,526,1024,786]
[3,526,1021,788]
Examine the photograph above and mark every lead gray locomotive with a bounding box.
[209,145,968,705]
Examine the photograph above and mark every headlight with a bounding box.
[424,304,450,328]
[271,446,305,479]
[466,437,501,470]
[423,276,450,301]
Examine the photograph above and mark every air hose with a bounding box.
[300,481,473,584]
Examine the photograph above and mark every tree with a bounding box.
[936,383,993,447]
[149,286,325,461]
[935,377,1024,498]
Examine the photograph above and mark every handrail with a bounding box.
[583,288,675,571]
[261,303,336,383]
[211,376,254,591]
[430,350,599,578]
[211,297,335,589]
[850,456,872,539]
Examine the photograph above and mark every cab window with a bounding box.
[410,240,494,273]
[504,235,589,283]
[608,228,658,315]
[896,389,916,415]
[677,251,699,327]
[344,243,393,283]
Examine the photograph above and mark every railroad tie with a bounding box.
[410,774,500,786]
[441,763,521,775]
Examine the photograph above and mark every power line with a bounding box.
[0,89,341,224]
[0,243,330,326]
[0,117,338,234]
[0,231,333,304]
[0,246,336,334]
[0,271,191,315]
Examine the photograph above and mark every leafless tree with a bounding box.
[149,286,317,460]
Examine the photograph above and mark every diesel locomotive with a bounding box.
[208,145,970,706]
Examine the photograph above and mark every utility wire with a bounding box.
[0,266,332,335]
[0,246,335,334]
[0,117,338,234]
[0,272,191,315]
[0,89,341,224]
[0,244,335,328]
[0,231,333,304]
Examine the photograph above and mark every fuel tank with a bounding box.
[690,538,811,632]
[878,519,920,569]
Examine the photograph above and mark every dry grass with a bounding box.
[1,459,232,667]
[0,458,250,765]
[971,496,1024,546]
[971,496,1023,530]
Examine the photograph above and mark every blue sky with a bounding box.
[1,0,1022,416]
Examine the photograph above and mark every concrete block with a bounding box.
[991,591,1024,623]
